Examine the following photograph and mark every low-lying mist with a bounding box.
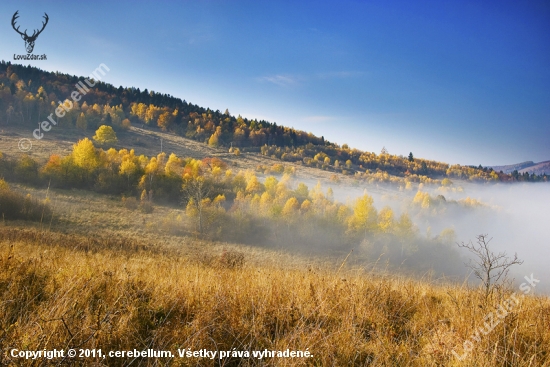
[310,178,550,294]
[3,146,546,293]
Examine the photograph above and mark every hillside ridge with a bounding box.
[0,61,547,183]
[489,160,550,176]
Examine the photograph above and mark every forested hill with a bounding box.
[0,61,547,183]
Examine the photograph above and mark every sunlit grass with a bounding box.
[1,227,548,366]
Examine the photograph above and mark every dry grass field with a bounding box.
[0,222,549,366]
[1,127,549,366]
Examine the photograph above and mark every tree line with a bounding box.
[1,61,547,183]
[0,140,469,275]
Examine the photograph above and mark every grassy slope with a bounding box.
[1,226,549,366]
[2,126,549,366]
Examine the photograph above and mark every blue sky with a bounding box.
[1,0,549,165]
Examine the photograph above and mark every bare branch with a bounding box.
[457,234,523,302]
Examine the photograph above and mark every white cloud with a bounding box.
[257,74,300,87]
[257,71,365,87]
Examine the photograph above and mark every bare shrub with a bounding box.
[218,249,245,269]
[197,249,245,269]
[121,196,138,210]
[458,234,523,302]
[0,181,51,221]
[139,201,154,214]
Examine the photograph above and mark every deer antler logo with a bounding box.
[12,11,49,54]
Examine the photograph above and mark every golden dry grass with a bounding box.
[0,226,548,366]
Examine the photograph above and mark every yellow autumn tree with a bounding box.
[245,174,264,195]
[378,206,395,233]
[208,133,219,147]
[264,176,278,195]
[348,194,378,239]
[208,126,222,147]
[395,212,417,255]
[164,153,182,176]
[71,138,99,172]
[259,191,273,217]
[93,125,118,146]
[300,199,312,213]
[139,157,159,191]
[395,213,415,239]
[294,183,309,201]
[181,159,224,235]
[157,111,172,131]
[119,155,138,188]
[186,194,226,236]
[282,197,299,218]
[145,104,160,125]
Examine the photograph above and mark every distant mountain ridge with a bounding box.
[490,161,550,175]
